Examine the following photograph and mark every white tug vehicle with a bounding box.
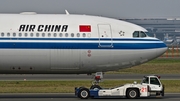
[75,73,164,99]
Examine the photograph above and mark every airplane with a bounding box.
[0,12,167,77]
[164,35,180,46]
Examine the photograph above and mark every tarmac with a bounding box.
[0,93,180,101]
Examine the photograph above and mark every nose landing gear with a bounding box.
[90,72,103,89]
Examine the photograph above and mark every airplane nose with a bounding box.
[156,41,168,57]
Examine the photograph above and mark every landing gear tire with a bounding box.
[90,85,102,90]
[126,89,139,99]
[78,88,90,99]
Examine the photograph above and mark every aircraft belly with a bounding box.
[108,49,157,70]
[0,49,49,73]
[0,48,157,74]
[80,49,157,72]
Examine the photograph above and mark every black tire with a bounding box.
[78,88,90,99]
[126,89,139,99]
[161,85,165,96]
[90,85,102,90]
[156,92,161,96]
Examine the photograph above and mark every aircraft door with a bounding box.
[98,24,113,48]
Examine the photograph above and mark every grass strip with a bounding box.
[108,58,180,74]
[0,80,179,93]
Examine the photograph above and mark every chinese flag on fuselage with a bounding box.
[79,25,91,32]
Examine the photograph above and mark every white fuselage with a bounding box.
[0,13,167,74]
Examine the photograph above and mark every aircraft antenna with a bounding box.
[65,10,70,15]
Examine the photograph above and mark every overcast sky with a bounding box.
[0,0,180,19]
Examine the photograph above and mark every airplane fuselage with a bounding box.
[0,13,167,74]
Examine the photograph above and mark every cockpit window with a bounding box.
[145,32,154,37]
[140,31,146,37]
[133,31,147,38]
[133,31,139,37]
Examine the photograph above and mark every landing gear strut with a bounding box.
[90,72,103,89]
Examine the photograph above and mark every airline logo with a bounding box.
[19,25,68,32]
[79,25,91,32]
[18,24,91,32]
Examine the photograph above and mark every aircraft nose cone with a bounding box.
[156,42,168,57]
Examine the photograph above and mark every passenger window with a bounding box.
[7,33,10,37]
[42,33,45,37]
[54,33,57,37]
[25,33,28,37]
[13,33,16,37]
[1,32,4,37]
[77,33,80,37]
[30,33,33,37]
[71,33,74,37]
[19,33,22,37]
[65,33,68,37]
[59,33,63,37]
[48,33,51,37]
[36,33,39,37]
[87,33,91,37]
[83,33,86,37]
[133,31,139,37]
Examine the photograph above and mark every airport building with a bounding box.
[121,18,180,45]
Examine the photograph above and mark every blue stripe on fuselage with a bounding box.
[0,42,166,49]
[0,38,166,49]
[0,38,159,41]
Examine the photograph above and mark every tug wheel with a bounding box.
[126,89,139,99]
[78,88,90,99]
[161,85,165,96]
